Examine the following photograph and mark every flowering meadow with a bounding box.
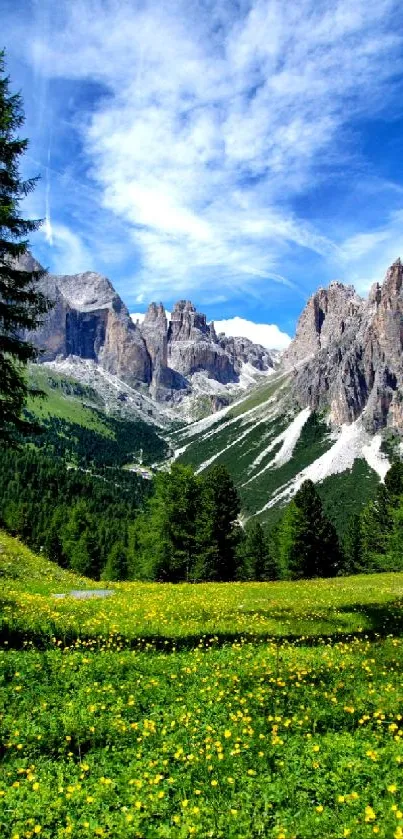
[1,532,403,838]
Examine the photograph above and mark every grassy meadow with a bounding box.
[1,531,403,838]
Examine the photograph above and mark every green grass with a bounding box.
[318,459,381,537]
[27,368,112,436]
[228,373,290,419]
[24,368,168,468]
[3,531,403,647]
[2,533,403,838]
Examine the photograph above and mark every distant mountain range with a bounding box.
[21,252,277,422]
[18,252,403,524]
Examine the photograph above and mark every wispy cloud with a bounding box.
[340,210,403,292]
[4,0,403,307]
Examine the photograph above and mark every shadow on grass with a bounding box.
[1,598,403,652]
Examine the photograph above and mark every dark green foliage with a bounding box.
[317,459,380,540]
[197,465,242,581]
[340,459,403,574]
[237,520,278,580]
[0,446,151,578]
[360,485,392,570]
[384,460,403,503]
[274,480,341,580]
[102,542,129,582]
[24,411,167,467]
[342,515,364,575]
[131,464,243,582]
[0,51,51,442]
[133,465,201,582]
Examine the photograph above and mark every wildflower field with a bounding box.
[1,532,403,838]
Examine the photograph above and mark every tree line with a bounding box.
[0,446,151,578]
[2,440,403,582]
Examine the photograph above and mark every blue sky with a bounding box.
[2,0,403,347]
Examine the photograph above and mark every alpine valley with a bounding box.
[20,253,403,531]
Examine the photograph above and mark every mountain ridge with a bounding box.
[283,258,403,432]
[23,254,277,419]
[14,253,403,523]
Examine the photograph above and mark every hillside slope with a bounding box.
[171,369,388,529]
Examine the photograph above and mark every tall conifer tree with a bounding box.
[0,50,50,442]
[197,464,242,581]
[277,480,340,579]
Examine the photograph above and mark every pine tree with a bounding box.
[360,485,392,570]
[0,50,50,442]
[197,464,242,581]
[385,461,403,506]
[239,519,277,580]
[342,514,364,575]
[102,542,128,581]
[134,464,202,582]
[277,480,341,579]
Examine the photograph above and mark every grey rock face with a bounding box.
[283,259,403,432]
[23,256,276,406]
[167,300,238,384]
[218,334,275,374]
[139,302,189,400]
[26,266,151,386]
[283,282,363,368]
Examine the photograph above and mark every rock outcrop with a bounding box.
[218,334,276,374]
[167,301,237,384]
[27,269,151,387]
[283,259,403,432]
[24,258,275,406]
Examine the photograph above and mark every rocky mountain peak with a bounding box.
[283,281,363,369]
[283,258,403,432]
[142,302,167,328]
[169,299,210,343]
[54,271,119,313]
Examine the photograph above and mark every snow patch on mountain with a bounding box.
[242,408,311,487]
[362,435,390,481]
[270,408,311,468]
[254,420,390,517]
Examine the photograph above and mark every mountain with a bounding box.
[172,260,403,530]
[283,259,403,432]
[25,256,276,420]
[20,253,403,531]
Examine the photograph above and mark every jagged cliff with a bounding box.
[27,268,152,387]
[20,252,403,432]
[283,259,403,432]
[25,258,275,409]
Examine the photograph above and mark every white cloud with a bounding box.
[340,211,403,292]
[6,0,403,299]
[213,317,291,350]
[40,223,94,275]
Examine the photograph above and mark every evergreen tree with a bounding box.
[134,464,202,582]
[43,506,69,567]
[61,501,99,577]
[274,500,302,580]
[385,461,403,506]
[0,50,50,442]
[385,499,403,571]
[238,519,277,580]
[342,514,364,575]
[277,480,341,579]
[197,464,242,581]
[360,485,392,570]
[102,542,128,581]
